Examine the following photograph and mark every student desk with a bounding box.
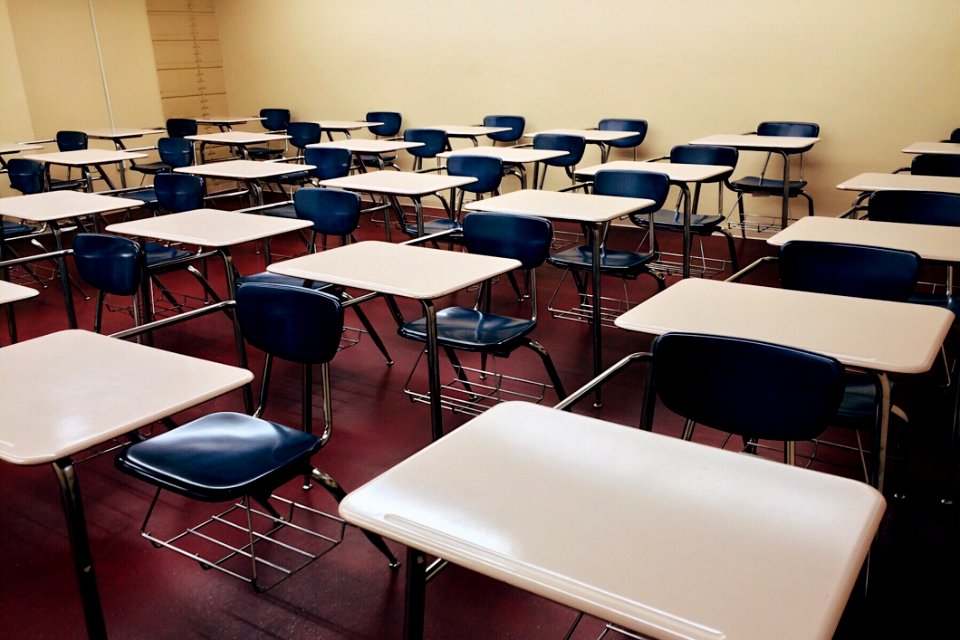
[901,142,960,156]
[340,401,886,640]
[526,128,641,162]
[464,189,654,405]
[0,141,44,170]
[22,149,148,192]
[0,191,144,327]
[437,146,568,189]
[195,115,263,132]
[689,133,820,230]
[614,278,954,491]
[174,159,314,207]
[575,160,732,278]
[318,171,476,239]
[185,131,290,161]
[0,329,253,640]
[425,124,511,147]
[0,278,38,343]
[267,240,519,441]
[84,128,165,187]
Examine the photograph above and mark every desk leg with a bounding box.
[591,224,603,407]
[112,140,127,188]
[220,248,254,414]
[403,547,427,640]
[871,372,892,493]
[53,458,108,640]
[680,183,692,279]
[423,301,443,440]
[51,222,78,329]
[414,197,425,238]
[779,151,790,230]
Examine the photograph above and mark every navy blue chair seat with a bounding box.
[2,221,40,238]
[145,242,195,268]
[547,245,658,277]
[401,217,463,238]
[261,202,298,219]
[400,307,536,355]
[123,188,158,207]
[116,412,321,502]
[727,175,808,194]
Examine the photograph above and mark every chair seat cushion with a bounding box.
[237,271,334,292]
[275,170,311,184]
[115,412,322,502]
[48,178,89,191]
[145,242,194,267]
[634,209,726,231]
[263,203,298,219]
[403,218,462,237]
[2,221,39,238]
[399,306,535,352]
[547,245,657,276]
[131,162,172,175]
[123,188,159,206]
[730,176,808,195]
[246,147,285,159]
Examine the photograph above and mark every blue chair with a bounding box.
[635,144,740,273]
[728,121,820,234]
[287,121,322,159]
[404,128,448,172]
[532,133,586,188]
[50,130,90,190]
[165,118,198,138]
[361,111,403,170]
[153,172,204,213]
[129,137,194,179]
[641,332,846,465]
[547,170,669,321]
[114,282,399,592]
[909,153,960,177]
[398,213,567,414]
[71,234,145,333]
[949,128,960,143]
[483,115,525,146]
[6,158,46,194]
[598,118,648,160]
[245,108,291,160]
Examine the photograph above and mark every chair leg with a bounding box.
[93,290,105,333]
[443,347,478,397]
[736,195,747,239]
[308,467,400,568]
[717,228,740,272]
[350,304,393,365]
[801,192,815,217]
[523,339,567,399]
[647,269,666,291]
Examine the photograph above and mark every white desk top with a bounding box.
[527,128,638,143]
[0,142,43,154]
[0,280,38,305]
[767,216,960,263]
[319,171,477,196]
[268,240,519,300]
[185,131,290,145]
[106,208,312,248]
[341,401,885,640]
[0,330,253,465]
[85,128,165,140]
[465,188,654,223]
[175,159,314,180]
[0,191,144,222]
[426,124,511,137]
[837,172,960,194]
[576,160,731,182]
[616,278,953,375]
[306,139,424,154]
[901,141,960,155]
[690,134,820,151]
[22,149,147,166]
[195,116,263,125]
[307,120,383,130]
[437,146,568,163]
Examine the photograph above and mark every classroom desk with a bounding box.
[436,146,568,189]
[306,119,383,140]
[194,115,263,132]
[84,128,165,187]
[689,134,820,230]
[174,159,314,206]
[185,131,290,161]
[319,171,476,240]
[526,128,640,163]
[901,142,960,156]
[22,149,148,192]
[306,139,424,172]
[464,189,654,405]
[614,278,954,491]
[0,279,38,343]
[575,160,732,278]
[267,241,519,441]
[0,329,253,640]
[424,124,511,147]
[0,141,44,170]
[340,401,886,640]
[0,191,144,327]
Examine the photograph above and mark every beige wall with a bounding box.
[215,0,960,216]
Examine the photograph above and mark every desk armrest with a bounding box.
[554,351,651,412]
[110,300,236,340]
[725,255,778,283]
[235,200,294,215]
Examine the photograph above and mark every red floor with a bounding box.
[1,207,958,639]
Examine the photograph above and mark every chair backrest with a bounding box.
[404,128,448,158]
[56,130,88,151]
[462,212,552,270]
[593,169,671,223]
[72,233,144,296]
[670,144,739,182]
[236,282,344,365]
[287,122,322,150]
[303,146,351,181]
[949,128,960,143]
[157,137,194,168]
[166,118,198,138]
[644,332,846,441]
[366,111,402,137]
[293,187,361,236]
[483,115,525,143]
[598,118,648,149]
[867,189,960,227]
[259,108,291,131]
[756,121,820,138]
[910,153,960,177]
[6,158,45,194]
[154,173,204,212]
[446,155,503,194]
[533,133,586,167]
[779,240,921,302]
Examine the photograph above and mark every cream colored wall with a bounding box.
[216,0,960,216]
[0,0,33,142]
